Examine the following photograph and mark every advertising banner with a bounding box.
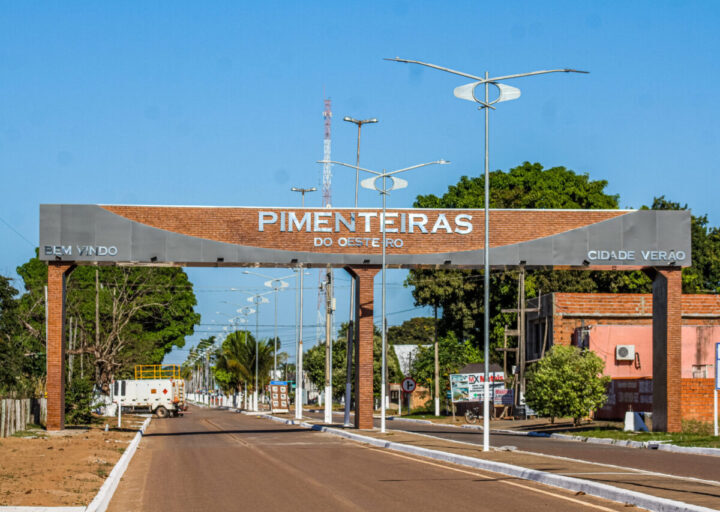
[450,372,504,402]
[269,380,289,412]
[493,388,514,406]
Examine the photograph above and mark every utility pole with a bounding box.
[342,115,378,427]
[95,267,99,364]
[500,266,538,408]
[324,268,334,424]
[434,304,440,416]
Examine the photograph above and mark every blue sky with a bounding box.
[1,1,718,364]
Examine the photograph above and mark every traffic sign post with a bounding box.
[401,377,416,394]
[401,378,416,417]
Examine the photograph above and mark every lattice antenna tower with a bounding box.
[317,99,333,345]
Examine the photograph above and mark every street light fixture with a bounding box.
[291,187,317,207]
[291,186,317,420]
[246,291,271,411]
[386,56,588,452]
[342,114,379,427]
[318,158,450,433]
[342,116,378,207]
[243,270,294,378]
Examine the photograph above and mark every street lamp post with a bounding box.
[291,187,317,208]
[319,158,450,433]
[243,270,294,379]
[247,292,271,411]
[291,186,317,420]
[342,115,378,427]
[387,57,587,451]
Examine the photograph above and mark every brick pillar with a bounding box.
[345,266,379,429]
[645,267,682,432]
[46,262,75,431]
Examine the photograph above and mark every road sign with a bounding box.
[401,377,417,393]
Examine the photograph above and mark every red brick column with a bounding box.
[46,262,75,431]
[345,266,379,429]
[645,267,683,432]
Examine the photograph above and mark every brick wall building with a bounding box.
[526,293,719,422]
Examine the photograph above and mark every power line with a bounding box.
[0,215,36,248]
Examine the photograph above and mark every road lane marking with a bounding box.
[368,447,622,512]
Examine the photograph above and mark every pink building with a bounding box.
[526,293,719,422]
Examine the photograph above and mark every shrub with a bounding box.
[525,345,610,425]
[65,378,95,425]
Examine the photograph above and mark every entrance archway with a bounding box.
[41,205,690,431]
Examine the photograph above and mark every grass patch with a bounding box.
[574,422,720,449]
[11,430,39,438]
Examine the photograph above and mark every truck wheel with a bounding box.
[155,406,169,418]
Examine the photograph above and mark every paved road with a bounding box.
[308,411,720,483]
[109,406,628,511]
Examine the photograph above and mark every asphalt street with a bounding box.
[109,406,629,511]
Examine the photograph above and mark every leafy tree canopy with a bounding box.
[387,317,435,345]
[524,345,610,424]
[213,330,275,394]
[15,253,200,394]
[305,323,401,399]
[415,162,619,210]
[409,332,482,411]
[644,196,720,293]
[407,162,631,355]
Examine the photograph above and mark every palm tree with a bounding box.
[214,330,275,406]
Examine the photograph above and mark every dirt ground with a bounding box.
[0,415,146,507]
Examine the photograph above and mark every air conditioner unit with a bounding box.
[616,345,636,361]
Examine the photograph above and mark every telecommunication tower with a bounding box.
[318,99,333,346]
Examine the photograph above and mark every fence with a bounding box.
[0,398,47,437]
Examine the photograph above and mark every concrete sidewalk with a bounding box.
[278,413,720,512]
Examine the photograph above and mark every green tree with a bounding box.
[304,323,401,399]
[65,376,95,425]
[524,345,610,425]
[387,317,435,345]
[15,254,200,394]
[645,196,720,293]
[407,162,646,359]
[212,330,275,395]
[0,275,27,395]
[409,332,482,411]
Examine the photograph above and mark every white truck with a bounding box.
[111,378,186,418]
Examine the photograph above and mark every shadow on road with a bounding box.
[145,428,316,437]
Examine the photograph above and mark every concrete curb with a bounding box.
[84,417,152,512]
[252,413,716,512]
[389,417,720,457]
[387,416,435,425]
[536,432,720,456]
[0,419,151,512]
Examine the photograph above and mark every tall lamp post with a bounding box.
[342,115,378,427]
[291,186,317,419]
[247,291,271,411]
[387,57,588,451]
[243,270,294,378]
[319,158,449,433]
[291,187,317,207]
[234,306,256,409]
